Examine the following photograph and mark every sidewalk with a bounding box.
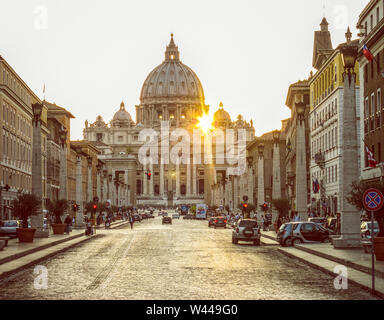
[0,220,129,280]
[260,230,384,298]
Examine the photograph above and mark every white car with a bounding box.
[172,213,180,219]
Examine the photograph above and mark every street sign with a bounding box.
[362,188,384,296]
[363,188,384,212]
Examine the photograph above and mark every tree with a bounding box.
[272,198,290,218]
[12,193,41,228]
[347,180,384,237]
[47,199,68,224]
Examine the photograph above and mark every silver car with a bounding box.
[232,219,260,246]
[361,221,379,239]
[0,220,20,238]
[277,222,330,246]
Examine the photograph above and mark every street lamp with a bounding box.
[340,28,357,80]
[59,126,67,147]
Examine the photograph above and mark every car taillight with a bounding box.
[224,220,227,223]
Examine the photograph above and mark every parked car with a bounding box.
[232,219,260,245]
[133,214,142,222]
[308,217,328,228]
[361,221,380,239]
[326,217,337,232]
[211,216,227,229]
[162,216,172,225]
[0,220,21,238]
[208,217,215,227]
[172,213,180,219]
[277,222,330,247]
[162,212,168,217]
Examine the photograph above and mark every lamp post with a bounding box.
[59,126,68,201]
[257,143,265,213]
[31,102,49,237]
[333,28,361,248]
[246,156,254,210]
[295,98,308,221]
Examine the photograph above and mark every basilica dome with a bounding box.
[140,34,205,105]
[111,101,134,127]
[213,102,231,128]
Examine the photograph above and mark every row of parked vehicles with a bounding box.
[0,219,49,238]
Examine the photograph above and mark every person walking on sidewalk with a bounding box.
[64,215,72,234]
[129,214,134,230]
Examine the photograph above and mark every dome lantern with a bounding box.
[165,33,180,62]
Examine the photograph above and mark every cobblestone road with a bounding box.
[0,216,377,300]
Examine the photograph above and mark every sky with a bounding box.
[0,0,366,140]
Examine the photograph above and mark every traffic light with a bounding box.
[146,171,152,180]
[243,203,248,209]
[93,204,97,210]
[261,203,268,212]
[73,203,78,212]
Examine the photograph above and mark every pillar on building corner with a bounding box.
[272,130,282,221]
[31,102,49,238]
[333,29,361,248]
[295,99,308,221]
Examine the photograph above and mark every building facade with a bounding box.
[309,19,361,216]
[357,0,384,183]
[84,35,255,208]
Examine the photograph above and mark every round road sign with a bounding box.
[363,188,384,212]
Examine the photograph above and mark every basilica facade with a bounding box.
[83,35,255,208]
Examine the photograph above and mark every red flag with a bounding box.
[365,145,377,168]
[363,45,374,62]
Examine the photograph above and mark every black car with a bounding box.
[277,222,330,247]
[212,216,227,229]
[162,216,172,224]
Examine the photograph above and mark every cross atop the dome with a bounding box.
[120,101,125,110]
[165,33,180,62]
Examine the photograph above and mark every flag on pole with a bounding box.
[363,44,374,62]
[365,145,377,168]
[312,178,320,194]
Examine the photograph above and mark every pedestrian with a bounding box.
[276,216,282,232]
[335,212,341,235]
[64,215,72,234]
[129,214,134,230]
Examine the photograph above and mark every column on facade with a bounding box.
[108,174,114,205]
[296,116,308,221]
[87,157,93,203]
[58,141,67,200]
[175,164,180,197]
[75,152,84,227]
[186,162,191,197]
[247,165,254,205]
[160,163,165,197]
[103,170,108,203]
[192,164,197,196]
[96,166,101,202]
[257,154,265,213]
[272,140,281,221]
[233,176,239,210]
[143,164,148,196]
[149,162,154,196]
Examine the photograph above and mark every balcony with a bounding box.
[315,152,325,169]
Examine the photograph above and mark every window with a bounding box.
[365,65,368,83]
[118,136,123,142]
[371,14,373,30]
[372,93,376,115]
[378,89,382,110]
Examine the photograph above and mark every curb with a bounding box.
[0,232,85,266]
[0,234,102,281]
[278,247,384,299]
[294,244,384,280]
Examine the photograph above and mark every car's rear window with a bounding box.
[239,220,257,228]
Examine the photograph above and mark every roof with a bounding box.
[44,101,75,119]
[312,17,333,69]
